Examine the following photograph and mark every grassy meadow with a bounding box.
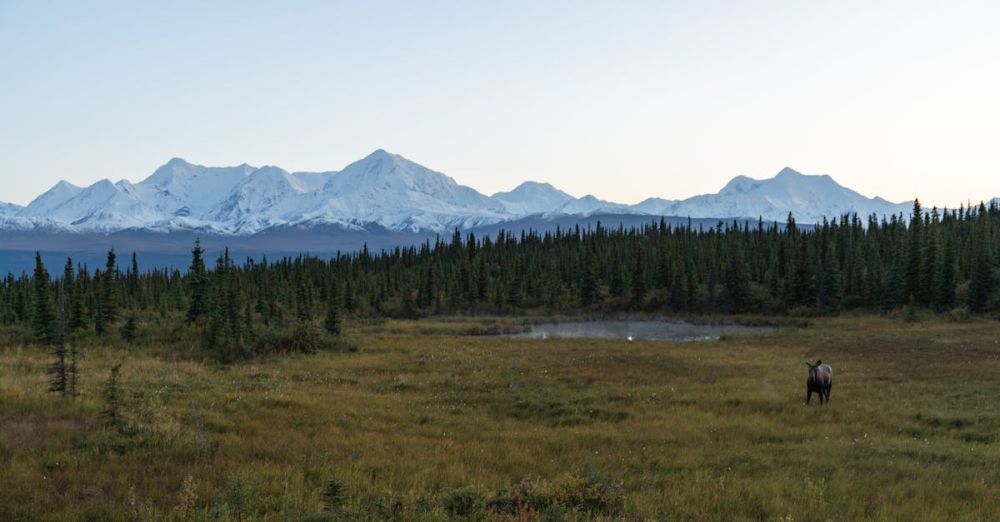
[1,315,999,520]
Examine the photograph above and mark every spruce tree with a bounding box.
[187,240,209,322]
[296,279,313,323]
[667,259,686,312]
[918,211,939,306]
[68,343,80,399]
[96,249,119,335]
[205,250,246,361]
[905,199,923,302]
[31,252,56,344]
[69,269,88,332]
[324,301,342,336]
[723,243,751,313]
[791,240,817,309]
[881,241,906,311]
[206,295,231,356]
[49,282,69,397]
[93,270,107,336]
[818,242,842,311]
[580,254,599,306]
[400,289,418,319]
[120,312,138,343]
[937,233,957,309]
[63,257,74,301]
[968,215,993,313]
[630,244,647,307]
[101,363,123,430]
[128,252,139,304]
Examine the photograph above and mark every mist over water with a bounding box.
[503,320,778,342]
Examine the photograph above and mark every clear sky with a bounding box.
[1,1,998,207]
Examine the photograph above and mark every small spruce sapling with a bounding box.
[120,312,139,342]
[324,302,342,337]
[101,363,124,430]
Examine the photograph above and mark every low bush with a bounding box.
[251,322,356,357]
[487,474,623,517]
[442,486,485,516]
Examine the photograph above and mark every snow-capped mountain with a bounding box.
[139,158,258,219]
[0,202,22,217]
[552,195,634,217]
[20,180,82,215]
[19,178,160,232]
[631,197,678,215]
[661,167,911,224]
[0,153,913,236]
[492,182,575,215]
[311,149,510,232]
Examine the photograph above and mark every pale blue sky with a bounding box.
[2,1,998,206]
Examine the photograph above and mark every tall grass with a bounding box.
[0,316,998,519]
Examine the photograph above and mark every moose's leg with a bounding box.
[826,385,832,404]
[806,389,812,405]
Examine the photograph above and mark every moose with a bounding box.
[805,360,833,405]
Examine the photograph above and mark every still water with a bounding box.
[502,320,778,342]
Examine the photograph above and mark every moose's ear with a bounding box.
[816,359,822,365]
[805,362,812,367]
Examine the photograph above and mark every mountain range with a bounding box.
[1,149,914,237]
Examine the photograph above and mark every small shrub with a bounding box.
[946,307,972,323]
[288,321,324,353]
[373,495,404,519]
[101,363,124,430]
[223,474,252,520]
[120,313,139,342]
[533,474,623,514]
[443,486,485,517]
[324,304,343,336]
[486,479,534,514]
[323,475,347,513]
[175,475,198,521]
[253,323,357,356]
[787,306,816,318]
[487,475,623,516]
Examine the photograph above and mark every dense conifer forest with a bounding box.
[3,200,998,360]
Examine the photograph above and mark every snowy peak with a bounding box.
[0,202,22,217]
[141,157,257,189]
[492,181,575,215]
[138,157,258,219]
[143,157,202,186]
[23,179,83,214]
[211,166,309,231]
[553,194,633,217]
[719,175,760,195]
[319,149,508,227]
[494,181,568,197]
[28,177,162,231]
[631,197,678,215]
[775,166,803,178]
[328,149,460,195]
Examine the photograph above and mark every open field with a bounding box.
[2,315,1000,520]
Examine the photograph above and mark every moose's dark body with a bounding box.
[806,361,833,405]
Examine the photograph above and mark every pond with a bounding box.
[501,320,778,342]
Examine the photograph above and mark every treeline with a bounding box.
[2,200,998,358]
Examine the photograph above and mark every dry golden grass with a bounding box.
[1,315,999,520]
